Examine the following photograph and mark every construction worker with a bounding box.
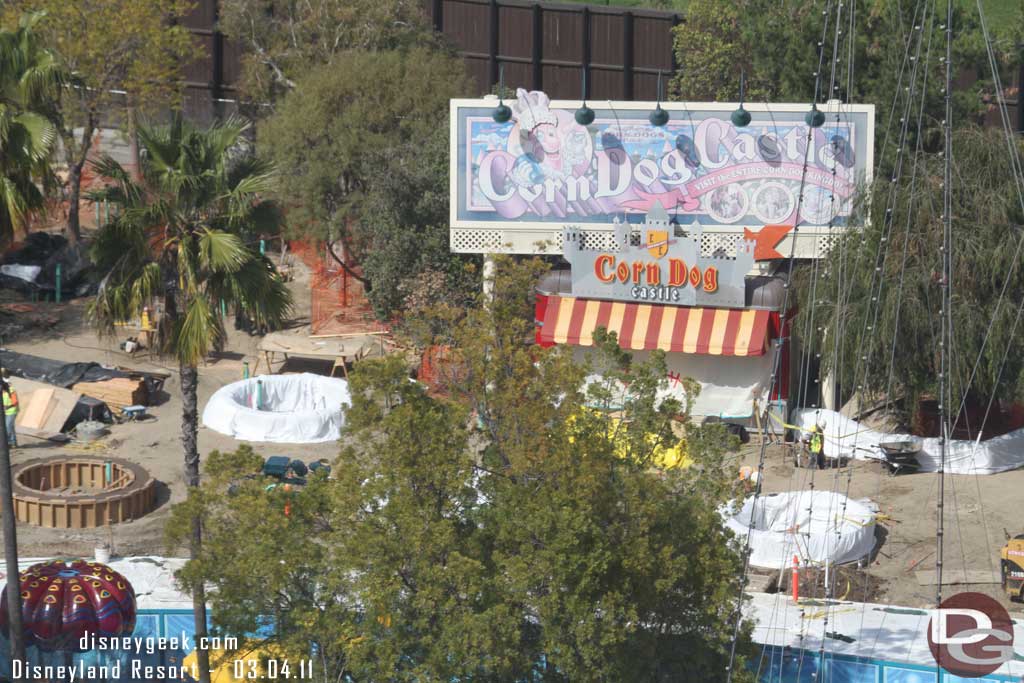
[809,422,825,469]
[1,377,18,449]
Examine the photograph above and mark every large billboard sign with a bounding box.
[450,91,874,256]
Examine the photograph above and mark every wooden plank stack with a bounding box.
[17,387,56,430]
[71,378,148,410]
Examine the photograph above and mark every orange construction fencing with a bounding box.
[289,240,387,337]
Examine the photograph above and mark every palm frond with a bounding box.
[226,155,274,192]
[130,263,163,312]
[199,229,248,274]
[205,116,249,160]
[137,117,187,175]
[217,257,293,330]
[12,111,56,161]
[176,296,223,366]
[18,50,65,105]
[0,176,29,230]
[0,104,11,143]
[90,257,153,335]
[89,154,134,187]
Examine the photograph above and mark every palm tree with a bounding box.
[0,12,63,241]
[0,12,64,668]
[88,116,290,683]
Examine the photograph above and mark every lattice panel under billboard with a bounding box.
[580,231,621,251]
[701,233,740,258]
[452,226,844,261]
[816,234,841,256]
[450,229,505,253]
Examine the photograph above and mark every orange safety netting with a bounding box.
[289,240,387,337]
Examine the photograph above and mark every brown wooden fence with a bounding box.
[422,0,680,101]
[180,0,680,123]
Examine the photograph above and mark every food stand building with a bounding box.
[449,91,874,427]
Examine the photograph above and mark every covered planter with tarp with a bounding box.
[723,490,877,569]
[202,373,351,443]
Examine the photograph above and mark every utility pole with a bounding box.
[0,368,25,667]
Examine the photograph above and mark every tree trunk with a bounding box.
[180,362,201,488]
[179,362,211,683]
[0,376,26,668]
[190,516,212,683]
[126,103,141,182]
[325,240,371,290]
[61,117,94,246]
[66,163,82,245]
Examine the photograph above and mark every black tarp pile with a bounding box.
[0,233,96,298]
[0,349,168,428]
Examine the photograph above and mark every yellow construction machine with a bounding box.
[1001,530,1024,601]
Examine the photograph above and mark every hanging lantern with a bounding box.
[805,103,826,128]
[649,105,669,128]
[575,71,595,126]
[492,65,512,124]
[650,71,669,127]
[731,107,751,128]
[731,71,751,128]
[492,103,512,124]
[0,560,137,651]
[575,105,595,126]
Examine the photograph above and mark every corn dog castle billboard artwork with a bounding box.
[450,90,874,256]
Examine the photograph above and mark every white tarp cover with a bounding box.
[724,490,876,569]
[0,264,41,282]
[793,408,1024,475]
[746,592,1024,677]
[202,373,350,443]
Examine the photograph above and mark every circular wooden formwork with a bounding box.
[11,456,156,529]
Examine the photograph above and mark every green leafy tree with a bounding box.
[172,258,754,682]
[796,126,1024,429]
[2,0,196,245]
[259,48,477,317]
[670,0,1024,162]
[358,115,480,320]
[219,0,441,106]
[0,12,62,242]
[88,116,291,683]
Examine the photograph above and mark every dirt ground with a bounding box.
[2,248,1022,615]
[2,250,345,558]
[737,440,1024,613]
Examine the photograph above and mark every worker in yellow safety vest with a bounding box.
[809,423,825,469]
[1,376,17,448]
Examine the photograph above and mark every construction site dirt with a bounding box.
[740,442,1024,614]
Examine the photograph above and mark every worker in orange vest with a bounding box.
[2,376,18,448]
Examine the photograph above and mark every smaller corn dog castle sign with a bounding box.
[564,203,753,308]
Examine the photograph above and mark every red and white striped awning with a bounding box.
[537,295,773,357]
